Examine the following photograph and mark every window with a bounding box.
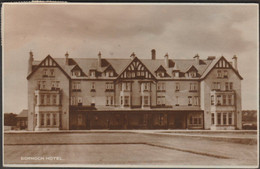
[106,70,114,77]
[211,95,214,105]
[74,70,81,77]
[217,113,221,125]
[41,114,44,125]
[142,82,150,91]
[176,96,179,106]
[71,96,76,105]
[40,94,45,105]
[106,96,114,106]
[53,114,56,125]
[228,112,232,124]
[72,81,81,90]
[43,69,48,76]
[223,95,226,105]
[223,113,227,125]
[78,97,82,106]
[229,82,233,90]
[91,82,95,90]
[225,82,229,91]
[47,113,50,126]
[90,70,96,77]
[188,96,192,106]
[56,81,60,88]
[217,70,222,78]
[144,96,149,106]
[50,69,55,76]
[106,82,114,90]
[190,71,196,78]
[78,114,83,125]
[175,83,180,91]
[216,95,221,105]
[157,71,165,77]
[52,95,57,105]
[193,96,199,106]
[213,82,221,90]
[228,95,232,105]
[157,82,165,91]
[157,96,166,105]
[42,81,46,89]
[46,95,50,105]
[51,81,56,89]
[190,83,197,91]
[211,113,215,125]
[122,82,131,91]
[37,80,41,89]
[190,116,193,124]
[120,96,123,105]
[223,70,228,78]
[124,96,129,106]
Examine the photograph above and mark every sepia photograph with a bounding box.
[2,2,259,168]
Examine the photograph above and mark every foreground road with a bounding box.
[3,131,258,167]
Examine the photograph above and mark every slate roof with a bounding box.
[29,54,242,80]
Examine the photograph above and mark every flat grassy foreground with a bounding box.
[3,131,258,167]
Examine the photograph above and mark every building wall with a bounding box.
[201,68,242,129]
[28,67,70,130]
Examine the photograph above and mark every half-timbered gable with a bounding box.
[117,57,155,80]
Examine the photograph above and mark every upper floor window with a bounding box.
[188,96,192,106]
[40,94,45,105]
[143,96,149,106]
[91,82,95,91]
[223,70,228,78]
[157,96,166,106]
[72,81,81,91]
[142,82,150,91]
[193,96,199,106]
[71,96,77,105]
[106,96,114,106]
[43,69,48,77]
[78,97,82,106]
[216,95,221,105]
[53,95,57,105]
[157,82,165,91]
[172,71,179,78]
[175,83,180,91]
[105,82,114,90]
[212,82,221,90]
[72,70,81,77]
[124,96,130,106]
[225,82,233,91]
[122,82,131,91]
[190,83,197,92]
[46,95,50,105]
[50,69,55,76]
[211,95,214,105]
[217,70,222,78]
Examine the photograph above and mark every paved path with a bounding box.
[3,131,258,167]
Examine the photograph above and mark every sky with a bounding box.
[3,3,258,114]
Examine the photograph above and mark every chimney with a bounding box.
[28,50,34,74]
[151,49,156,60]
[232,55,237,70]
[130,52,136,60]
[65,52,69,65]
[194,54,200,65]
[164,53,169,68]
[98,51,102,67]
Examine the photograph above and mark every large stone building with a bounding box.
[27,50,243,131]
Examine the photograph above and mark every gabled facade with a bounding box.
[27,50,243,131]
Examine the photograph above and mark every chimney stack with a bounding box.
[232,55,237,70]
[151,49,156,60]
[164,53,169,68]
[98,51,102,67]
[65,52,69,65]
[130,52,136,60]
[28,50,34,74]
[194,54,200,65]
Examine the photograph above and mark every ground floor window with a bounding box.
[211,113,214,125]
[106,96,114,106]
[189,115,202,125]
[41,114,44,125]
[228,112,232,125]
[217,113,221,125]
[157,96,165,106]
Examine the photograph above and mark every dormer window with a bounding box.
[172,71,179,78]
[190,71,196,78]
[72,70,81,77]
[105,70,114,77]
[90,70,96,77]
[157,71,165,77]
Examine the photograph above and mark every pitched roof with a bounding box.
[29,54,242,80]
[17,109,28,118]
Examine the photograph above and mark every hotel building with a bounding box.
[27,49,243,131]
